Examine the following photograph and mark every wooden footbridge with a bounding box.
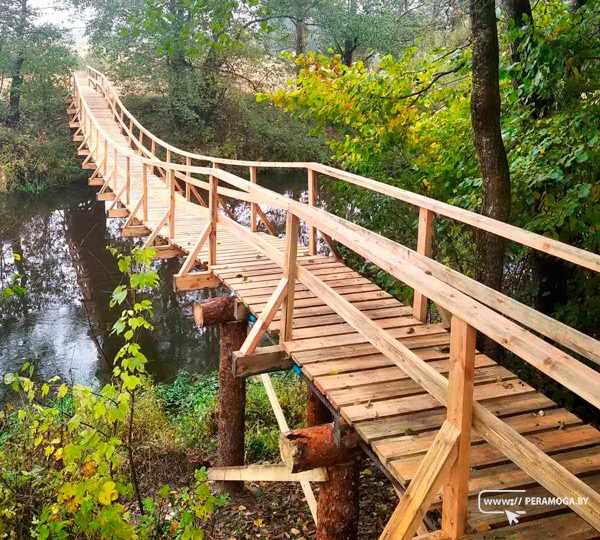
[69,66,600,540]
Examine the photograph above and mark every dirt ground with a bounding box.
[207,458,404,539]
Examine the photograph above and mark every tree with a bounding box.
[314,0,415,66]
[469,0,511,300]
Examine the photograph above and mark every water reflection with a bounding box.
[0,169,323,402]
[0,186,221,402]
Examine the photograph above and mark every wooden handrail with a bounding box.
[84,65,600,273]
[73,70,600,533]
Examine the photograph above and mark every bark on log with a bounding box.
[306,387,332,427]
[217,319,247,493]
[194,296,235,327]
[317,461,360,540]
[279,423,354,473]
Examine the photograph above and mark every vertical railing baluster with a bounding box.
[169,168,175,239]
[103,139,108,178]
[208,173,218,266]
[113,148,118,190]
[125,156,131,205]
[150,140,156,175]
[441,316,476,538]
[142,163,148,221]
[307,168,317,255]
[281,212,299,342]
[250,166,258,232]
[185,157,191,201]
[413,207,434,322]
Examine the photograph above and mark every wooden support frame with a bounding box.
[308,168,318,255]
[208,174,218,266]
[238,278,288,357]
[232,345,292,378]
[143,208,170,249]
[280,212,299,342]
[441,317,476,538]
[208,464,327,483]
[176,223,212,277]
[413,208,434,322]
[256,205,278,236]
[379,421,460,540]
[173,271,220,291]
[250,166,258,232]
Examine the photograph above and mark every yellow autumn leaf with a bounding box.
[98,481,117,505]
[12,253,21,261]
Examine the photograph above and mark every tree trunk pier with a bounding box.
[195,296,247,493]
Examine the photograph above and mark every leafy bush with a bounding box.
[0,247,222,539]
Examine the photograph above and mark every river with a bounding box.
[0,170,309,401]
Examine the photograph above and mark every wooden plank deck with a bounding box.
[72,72,600,539]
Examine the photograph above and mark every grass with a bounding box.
[155,370,307,463]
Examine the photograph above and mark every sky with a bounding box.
[30,0,90,51]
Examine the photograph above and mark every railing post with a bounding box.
[125,156,131,205]
[441,316,476,538]
[142,163,148,221]
[208,174,218,266]
[281,212,299,342]
[413,207,434,322]
[103,139,108,178]
[308,168,317,255]
[169,168,175,239]
[113,148,118,190]
[150,140,156,175]
[185,157,191,201]
[250,166,258,232]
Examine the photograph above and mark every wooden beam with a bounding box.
[232,345,292,378]
[308,168,317,255]
[173,271,220,292]
[413,208,434,322]
[122,225,150,238]
[153,245,183,259]
[379,421,460,540]
[97,192,115,201]
[281,213,299,342]
[208,464,328,483]
[442,317,476,538]
[107,207,129,218]
[208,175,218,265]
[176,223,212,276]
[238,278,288,356]
[256,205,278,236]
[250,166,258,232]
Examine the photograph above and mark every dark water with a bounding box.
[0,170,312,400]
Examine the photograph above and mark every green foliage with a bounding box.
[155,370,306,462]
[0,2,80,192]
[265,1,600,331]
[0,246,222,538]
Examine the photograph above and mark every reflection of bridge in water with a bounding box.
[69,66,600,540]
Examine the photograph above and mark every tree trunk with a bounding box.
[217,320,247,493]
[470,0,512,358]
[341,38,356,67]
[503,0,533,92]
[306,387,332,427]
[316,462,360,540]
[571,0,585,11]
[6,0,27,127]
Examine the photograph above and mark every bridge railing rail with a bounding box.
[73,68,600,538]
[84,65,600,364]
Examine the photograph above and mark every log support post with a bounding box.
[280,422,360,540]
[195,296,248,493]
